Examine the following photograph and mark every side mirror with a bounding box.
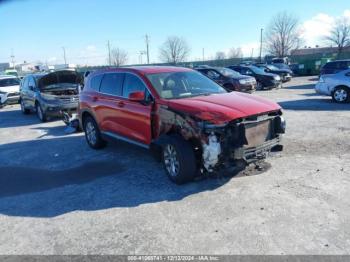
[128,91,145,102]
[29,85,34,91]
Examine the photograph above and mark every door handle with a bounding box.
[117,101,125,108]
[92,96,98,102]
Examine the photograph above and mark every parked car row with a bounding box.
[194,63,290,92]
[195,66,257,93]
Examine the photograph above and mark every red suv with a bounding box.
[79,66,285,184]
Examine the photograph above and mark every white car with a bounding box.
[0,75,21,107]
[315,69,350,103]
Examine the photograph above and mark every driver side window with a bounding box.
[122,73,146,98]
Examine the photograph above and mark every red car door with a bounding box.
[117,73,153,145]
[94,73,125,134]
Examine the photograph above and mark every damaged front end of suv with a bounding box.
[153,93,285,178]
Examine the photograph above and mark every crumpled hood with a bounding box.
[38,70,81,90]
[0,85,20,93]
[166,92,281,124]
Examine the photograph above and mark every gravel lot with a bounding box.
[0,76,349,255]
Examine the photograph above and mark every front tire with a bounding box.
[36,102,47,122]
[83,116,106,149]
[332,86,350,103]
[162,135,197,184]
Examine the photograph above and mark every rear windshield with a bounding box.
[0,78,20,87]
[216,67,241,77]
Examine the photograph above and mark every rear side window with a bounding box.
[99,73,124,96]
[90,74,103,91]
[122,73,146,98]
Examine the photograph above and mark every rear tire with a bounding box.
[162,135,197,184]
[20,99,30,114]
[36,102,47,122]
[332,86,350,103]
[83,116,106,149]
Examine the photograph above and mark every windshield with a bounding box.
[249,66,266,74]
[216,67,241,77]
[0,78,20,87]
[266,65,280,70]
[273,63,290,70]
[146,71,227,99]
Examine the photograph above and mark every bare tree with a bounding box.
[264,12,302,57]
[325,17,350,57]
[159,36,190,64]
[110,48,128,67]
[215,51,226,60]
[228,47,243,59]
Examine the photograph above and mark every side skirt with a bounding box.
[101,131,150,149]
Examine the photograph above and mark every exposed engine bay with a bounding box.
[155,105,285,174]
[41,87,78,96]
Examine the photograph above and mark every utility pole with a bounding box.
[10,49,15,68]
[145,34,150,64]
[259,28,263,62]
[62,47,67,65]
[251,48,254,60]
[202,48,205,62]
[107,40,111,66]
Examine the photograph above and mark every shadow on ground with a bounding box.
[0,108,63,129]
[283,84,315,90]
[279,98,350,111]
[0,109,39,128]
[0,136,236,218]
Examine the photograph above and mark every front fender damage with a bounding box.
[153,104,285,175]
